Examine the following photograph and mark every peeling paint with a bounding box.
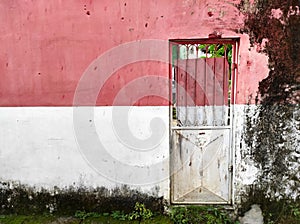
[238,0,300,200]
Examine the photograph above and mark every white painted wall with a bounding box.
[233,104,260,203]
[3,104,293,204]
[0,106,170,198]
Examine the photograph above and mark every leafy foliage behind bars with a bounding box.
[199,44,232,64]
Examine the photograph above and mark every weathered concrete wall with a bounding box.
[237,0,300,195]
[234,1,300,222]
[4,0,298,215]
[0,0,267,105]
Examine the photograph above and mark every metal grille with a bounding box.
[171,39,238,127]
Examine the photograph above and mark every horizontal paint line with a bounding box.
[171,126,231,130]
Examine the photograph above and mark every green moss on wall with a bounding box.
[0,182,164,216]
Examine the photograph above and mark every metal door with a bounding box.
[170,38,239,204]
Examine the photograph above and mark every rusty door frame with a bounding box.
[168,37,240,205]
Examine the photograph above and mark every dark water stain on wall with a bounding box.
[239,0,300,105]
[237,0,300,204]
[236,1,300,222]
[0,182,164,215]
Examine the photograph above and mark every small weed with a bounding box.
[170,205,237,224]
[128,202,153,222]
[74,202,153,223]
[110,210,128,221]
[109,202,153,223]
[74,211,101,220]
[290,205,300,220]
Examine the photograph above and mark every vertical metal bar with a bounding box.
[213,45,217,126]
[230,40,239,205]
[169,42,174,121]
[175,44,180,123]
[223,45,227,126]
[231,43,237,106]
[227,44,232,126]
[169,42,173,128]
[169,41,174,202]
[194,45,198,125]
[229,43,234,204]
[185,44,189,125]
[204,45,208,125]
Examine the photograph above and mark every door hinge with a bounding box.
[228,165,233,172]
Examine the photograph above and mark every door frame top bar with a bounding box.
[169,37,240,45]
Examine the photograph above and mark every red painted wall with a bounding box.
[0,0,268,106]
